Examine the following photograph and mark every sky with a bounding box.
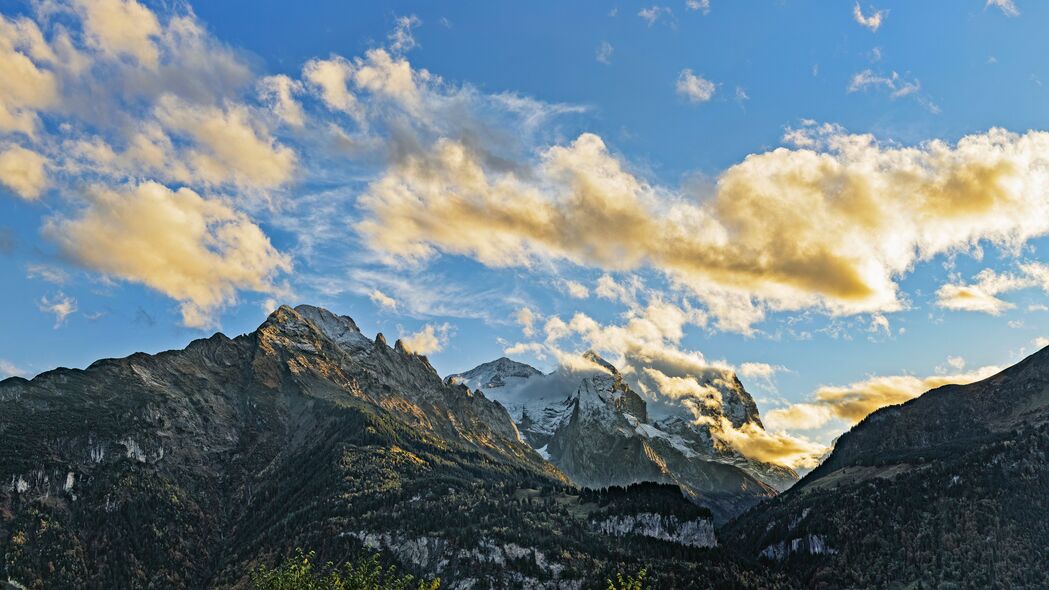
[2,0,1049,467]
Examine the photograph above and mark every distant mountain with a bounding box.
[0,305,790,589]
[724,347,1049,588]
[449,352,797,522]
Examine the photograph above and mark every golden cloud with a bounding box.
[358,125,1049,332]
[765,365,1002,431]
[44,181,291,328]
[0,145,47,199]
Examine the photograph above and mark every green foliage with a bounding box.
[251,549,439,590]
[607,567,651,590]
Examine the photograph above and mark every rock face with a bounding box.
[724,346,1049,589]
[0,305,789,589]
[449,352,797,522]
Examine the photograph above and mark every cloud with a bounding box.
[935,268,1031,315]
[562,279,590,299]
[987,0,1020,17]
[638,6,672,25]
[711,418,828,469]
[44,181,291,328]
[935,263,1049,315]
[26,263,68,284]
[38,291,77,328]
[0,14,61,136]
[369,288,398,310]
[258,74,305,127]
[852,3,886,32]
[358,122,1049,333]
[595,41,613,65]
[151,96,296,189]
[765,365,1001,431]
[71,0,161,67]
[1034,336,1049,349]
[387,15,420,55]
[847,69,934,112]
[0,358,23,377]
[676,69,716,103]
[400,322,450,354]
[516,306,538,337]
[739,361,786,390]
[0,145,47,199]
[685,0,711,15]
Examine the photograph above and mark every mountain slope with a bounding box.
[724,347,1049,589]
[450,353,797,522]
[0,305,790,589]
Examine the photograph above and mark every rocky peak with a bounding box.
[582,350,618,375]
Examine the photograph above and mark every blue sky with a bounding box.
[2,0,1048,463]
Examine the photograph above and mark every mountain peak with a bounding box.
[582,350,618,374]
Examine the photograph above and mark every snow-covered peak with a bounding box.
[448,357,542,392]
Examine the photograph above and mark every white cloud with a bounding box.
[638,6,672,25]
[685,0,711,15]
[596,41,613,65]
[676,69,716,103]
[853,3,887,32]
[0,358,23,377]
[987,0,1020,17]
[38,292,77,328]
[1034,336,1049,349]
[387,15,420,55]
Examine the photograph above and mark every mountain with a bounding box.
[0,304,790,589]
[723,347,1049,588]
[449,352,797,522]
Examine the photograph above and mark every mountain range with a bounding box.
[3,303,1048,588]
[0,305,789,589]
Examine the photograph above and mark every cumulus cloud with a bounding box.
[151,96,296,189]
[44,182,291,328]
[852,3,886,32]
[0,145,47,199]
[358,121,1049,333]
[38,291,76,328]
[676,69,716,103]
[71,0,161,67]
[1034,336,1049,349]
[400,322,450,354]
[765,365,1001,432]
